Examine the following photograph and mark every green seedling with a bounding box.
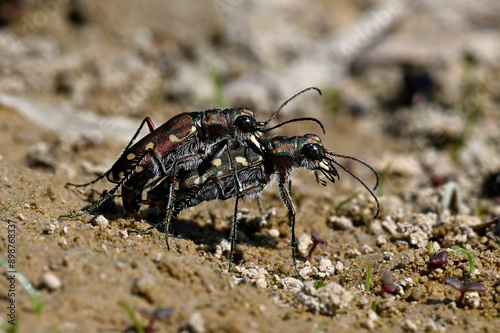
[312,320,328,333]
[450,94,481,159]
[428,241,436,256]
[118,300,145,333]
[314,281,327,290]
[1,317,18,333]
[0,259,43,314]
[208,65,227,108]
[335,191,361,215]
[476,200,483,220]
[452,248,476,280]
[365,264,371,292]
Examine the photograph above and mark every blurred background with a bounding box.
[1,0,500,200]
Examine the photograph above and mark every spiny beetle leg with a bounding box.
[65,172,110,188]
[228,195,241,272]
[123,116,157,152]
[59,171,132,219]
[65,117,157,189]
[161,153,202,249]
[227,184,268,272]
[278,182,304,280]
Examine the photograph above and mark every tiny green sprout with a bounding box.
[428,241,436,256]
[371,302,378,312]
[118,300,145,333]
[312,320,328,333]
[1,315,18,333]
[452,248,476,280]
[476,199,483,219]
[314,281,327,290]
[365,264,371,292]
[208,65,227,108]
[376,163,391,197]
[335,191,361,215]
[1,259,43,314]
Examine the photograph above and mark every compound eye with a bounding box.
[302,144,323,161]
[235,115,257,133]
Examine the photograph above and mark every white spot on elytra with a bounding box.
[169,126,197,142]
[135,166,144,173]
[127,153,136,160]
[235,156,248,166]
[211,158,222,167]
[145,142,155,150]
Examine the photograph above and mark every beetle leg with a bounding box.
[278,181,304,280]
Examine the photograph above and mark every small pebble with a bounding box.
[214,239,230,259]
[42,272,62,291]
[187,311,205,333]
[362,244,374,254]
[281,277,303,293]
[364,311,378,330]
[409,287,423,301]
[376,235,387,246]
[383,252,395,261]
[318,258,335,276]
[328,215,353,230]
[92,215,109,228]
[405,319,418,333]
[133,274,160,303]
[297,233,313,257]
[334,261,344,275]
[268,228,280,238]
[299,265,312,277]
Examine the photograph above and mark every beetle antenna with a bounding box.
[326,150,379,190]
[262,117,326,134]
[261,87,322,126]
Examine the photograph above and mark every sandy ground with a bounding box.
[1,1,500,332]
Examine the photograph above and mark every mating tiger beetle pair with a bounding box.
[60,87,380,278]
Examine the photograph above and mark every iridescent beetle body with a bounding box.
[110,108,258,214]
[145,134,380,275]
[61,87,324,237]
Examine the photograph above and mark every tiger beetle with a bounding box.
[145,134,380,278]
[60,87,325,248]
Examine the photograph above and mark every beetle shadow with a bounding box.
[138,207,276,253]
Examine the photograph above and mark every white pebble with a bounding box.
[268,228,280,238]
[281,277,303,293]
[297,233,313,257]
[334,261,344,275]
[42,272,62,291]
[187,311,205,333]
[91,215,109,228]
